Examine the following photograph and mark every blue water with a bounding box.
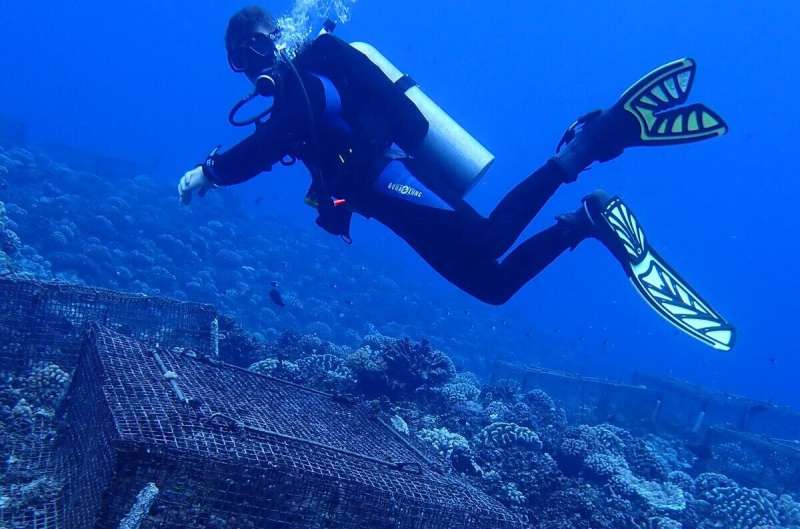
[1,1,797,407]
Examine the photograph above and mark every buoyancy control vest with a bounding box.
[294,34,495,205]
[293,35,428,179]
[273,33,495,239]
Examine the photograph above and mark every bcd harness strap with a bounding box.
[394,74,418,93]
[286,61,354,243]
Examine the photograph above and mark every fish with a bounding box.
[269,287,285,307]
[686,441,713,461]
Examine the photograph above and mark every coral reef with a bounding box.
[2,139,800,528]
[347,333,455,399]
[0,361,70,522]
[235,330,800,529]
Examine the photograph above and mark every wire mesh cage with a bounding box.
[491,361,800,447]
[0,278,218,529]
[701,426,800,492]
[632,373,800,439]
[59,323,522,529]
[0,277,219,374]
[490,361,658,429]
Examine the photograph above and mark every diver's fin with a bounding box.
[616,58,728,145]
[556,59,728,168]
[584,191,735,351]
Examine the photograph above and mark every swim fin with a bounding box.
[583,191,735,351]
[557,58,728,164]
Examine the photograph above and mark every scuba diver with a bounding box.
[178,6,735,351]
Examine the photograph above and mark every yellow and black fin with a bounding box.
[586,193,735,351]
[618,58,728,145]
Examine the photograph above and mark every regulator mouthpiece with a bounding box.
[228,74,278,127]
[255,74,277,97]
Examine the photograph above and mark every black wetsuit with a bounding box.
[205,35,584,305]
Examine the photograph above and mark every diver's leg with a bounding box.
[480,215,593,304]
[363,183,530,304]
[482,159,572,258]
[424,214,592,305]
[364,181,592,305]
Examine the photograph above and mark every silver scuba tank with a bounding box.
[350,42,495,199]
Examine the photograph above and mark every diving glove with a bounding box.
[583,190,735,351]
[556,58,728,177]
[178,166,212,205]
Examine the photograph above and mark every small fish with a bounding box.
[687,441,712,461]
[749,403,770,414]
[269,287,285,307]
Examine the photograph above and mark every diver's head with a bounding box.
[225,6,281,81]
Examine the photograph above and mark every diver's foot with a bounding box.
[555,203,594,250]
[582,189,735,351]
[581,189,628,262]
[554,58,728,180]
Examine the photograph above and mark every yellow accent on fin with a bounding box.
[640,95,659,106]
[706,329,733,348]
[671,115,684,134]
[677,71,691,92]
[687,111,699,131]
[664,77,679,99]
[651,85,669,102]
[701,112,719,128]
[639,96,659,107]
[638,107,657,132]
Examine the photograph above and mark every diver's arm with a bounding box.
[178,70,326,204]
[202,120,288,186]
[203,71,327,186]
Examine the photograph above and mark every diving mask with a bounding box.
[227,29,281,74]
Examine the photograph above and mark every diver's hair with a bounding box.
[225,5,275,53]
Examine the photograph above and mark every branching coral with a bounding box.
[347,337,455,399]
[417,427,470,462]
[703,486,781,529]
[477,422,543,451]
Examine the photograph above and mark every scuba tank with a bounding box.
[227,20,495,203]
[349,42,495,200]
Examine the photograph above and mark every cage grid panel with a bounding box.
[0,277,218,374]
[59,323,522,529]
[0,278,218,529]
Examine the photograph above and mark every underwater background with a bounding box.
[1,1,800,528]
[1,0,797,407]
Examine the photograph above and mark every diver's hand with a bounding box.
[178,166,211,205]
